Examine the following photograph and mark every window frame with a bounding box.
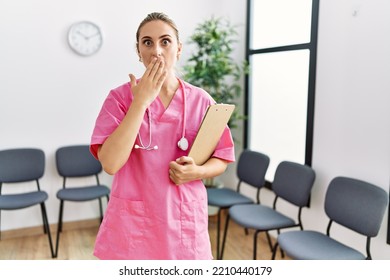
[244,0,320,187]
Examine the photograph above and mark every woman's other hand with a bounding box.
[169,156,228,185]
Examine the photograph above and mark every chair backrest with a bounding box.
[56,145,102,178]
[272,161,316,207]
[0,148,45,183]
[236,150,270,189]
[325,176,389,237]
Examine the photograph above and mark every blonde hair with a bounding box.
[136,12,180,46]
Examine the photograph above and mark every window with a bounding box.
[245,0,319,183]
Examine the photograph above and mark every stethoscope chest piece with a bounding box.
[177,137,189,151]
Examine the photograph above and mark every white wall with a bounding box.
[1,0,389,260]
[0,0,246,229]
[238,0,390,259]
[308,0,390,259]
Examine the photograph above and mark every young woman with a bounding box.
[90,12,235,259]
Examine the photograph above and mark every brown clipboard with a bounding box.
[188,104,235,165]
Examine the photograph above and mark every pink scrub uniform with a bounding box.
[90,79,235,259]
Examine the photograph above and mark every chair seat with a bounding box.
[0,191,48,210]
[277,230,366,260]
[207,188,253,208]
[229,204,296,230]
[57,185,110,202]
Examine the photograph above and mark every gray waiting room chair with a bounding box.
[272,176,389,260]
[0,148,55,258]
[207,149,270,259]
[54,145,110,258]
[224,161,315,259]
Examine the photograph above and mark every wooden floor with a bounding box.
[0,212,288,260]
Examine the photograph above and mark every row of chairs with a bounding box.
[207,149,389,260]
[0,145,110,258]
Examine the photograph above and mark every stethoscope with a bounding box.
[134,79,189,151]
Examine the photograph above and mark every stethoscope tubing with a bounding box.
[135,78,187,151]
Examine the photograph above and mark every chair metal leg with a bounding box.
[280,247,285,258]
[271,242,279,260]
[98,198,103,223]
[55,200,64,258]
[253,231,275,259]
[220,213,231,260]
[265,231,273,251]
[40,203,55,258]
[253,230,261,260]
[40,208,47,234]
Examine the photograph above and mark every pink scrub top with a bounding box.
[90,79,235,260]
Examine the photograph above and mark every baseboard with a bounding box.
[1,218,101,240]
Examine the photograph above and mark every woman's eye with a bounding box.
[162,39,170,46]
[143,40,152,46]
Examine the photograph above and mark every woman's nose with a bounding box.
[152,46,162,57]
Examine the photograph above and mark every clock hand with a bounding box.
[76,30,88,40]
[86,32,100,39]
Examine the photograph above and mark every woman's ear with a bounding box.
[177,42,183,60]
[136,43,142,62]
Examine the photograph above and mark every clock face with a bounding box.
[68,21,103,56]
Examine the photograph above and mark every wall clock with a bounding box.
[67,21,103,56]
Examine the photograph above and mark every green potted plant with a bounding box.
[183,16,247,130]
[183,16,248,186]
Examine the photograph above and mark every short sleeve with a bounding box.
[90,84,130,159]
[211,125,235,163]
